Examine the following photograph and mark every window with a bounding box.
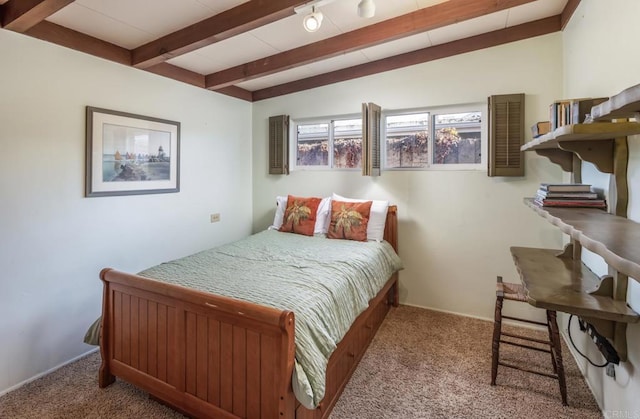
[296,122,329,166]
[385,113,429,168]
[384,105,484,170]
[334,119,363,169]
[433,111,482,165]
[291,104,484,172]
[294,117,362,169]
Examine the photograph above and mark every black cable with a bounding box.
[567,314,609,368]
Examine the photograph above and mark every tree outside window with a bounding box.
[296,123,328,166]
[434,112,482,165]
[296,119,362,169]
[385,113,429,169]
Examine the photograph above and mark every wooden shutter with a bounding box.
[362,102,381,176]
[268,115,289,175]
[488,94,525,177]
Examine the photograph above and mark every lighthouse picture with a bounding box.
[86,107,180,197]
[101,124,172,182]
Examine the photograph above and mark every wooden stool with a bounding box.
[490,276,568,406]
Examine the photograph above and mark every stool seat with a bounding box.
[491,276,568,406]
[496,281,527,302]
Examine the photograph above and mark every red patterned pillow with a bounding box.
[279,195,322,236]
[327,200,372,241]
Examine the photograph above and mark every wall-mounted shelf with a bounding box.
[521,122,640,173]
[522,122,640,150]
[591,83,640,121]
[523,84,640,171]
[524,198,640,279]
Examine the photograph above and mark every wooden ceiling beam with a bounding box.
[22,21,250,101]
[252,16,562,101]
[26,20,131,65]
[1,0,74,32]
[561,0,581,30]
[213,85,254,102]
[131,0,307,70]
[205,0,538,90]
[144,63,253,101]
[145,63,205,88]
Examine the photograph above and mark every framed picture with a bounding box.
[85,106,180,197]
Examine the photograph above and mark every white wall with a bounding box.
[252,34,564,321]
[562,0,640,416]
[0,30,253,394]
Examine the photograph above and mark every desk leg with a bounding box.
[548,311,568,406]
[491,295,503,385]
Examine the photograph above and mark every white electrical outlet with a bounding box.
[606,363,615,378]
[210,213,221,223]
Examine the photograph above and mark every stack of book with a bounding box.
[535,183,607,209]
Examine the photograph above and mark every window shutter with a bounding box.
[268,115,289,175]
[488,93,525,177]
[362,102,381,176]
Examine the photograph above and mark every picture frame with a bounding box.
[85,106,180,197]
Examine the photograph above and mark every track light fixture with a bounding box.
[357,0,376,18]
[303,6,323,33]
[295,0,375,33]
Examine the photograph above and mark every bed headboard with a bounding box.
[384,205,398,253]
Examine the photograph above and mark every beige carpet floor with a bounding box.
[0,305,602,418]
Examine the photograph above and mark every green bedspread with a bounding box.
[90,229,403,409]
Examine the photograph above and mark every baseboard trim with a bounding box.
[399,302,547,331]
[0,347,99,397]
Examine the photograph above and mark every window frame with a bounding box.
[382,103,487,171]
[289,103,487,172]
[290,114,363,172]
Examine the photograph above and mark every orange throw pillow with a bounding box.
[279,195,322,236]
[327,200,372,241]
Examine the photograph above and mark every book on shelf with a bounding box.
[539,183,592,192]
[531,121,551,138]
[549,100,571,130]
[534,197,607,209]
[536,190,599,199]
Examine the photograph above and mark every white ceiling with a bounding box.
[40,0,568,95]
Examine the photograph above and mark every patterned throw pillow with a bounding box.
[332,193,388,241]
[279,195,322,236]
[327,200,372,241]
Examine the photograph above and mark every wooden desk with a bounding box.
[510,246,638,323]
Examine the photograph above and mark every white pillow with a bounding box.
[332,193,389,242]
[315,196,332,234]
[270,196,289,230]
[271,196,331,234]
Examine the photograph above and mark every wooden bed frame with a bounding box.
[98,205,399,419]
